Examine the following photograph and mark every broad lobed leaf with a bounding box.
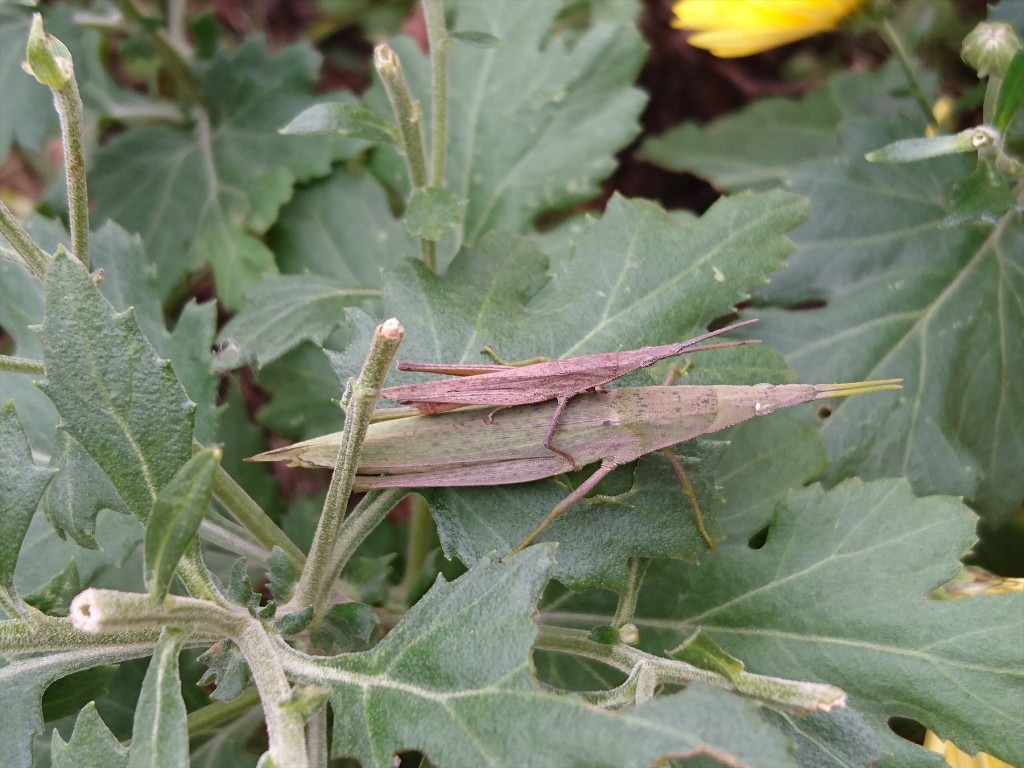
[38,254,195,524]
[89,40,359,309]
[629,479,1024,767]
[300,546,799,768]
[0,401,56,593]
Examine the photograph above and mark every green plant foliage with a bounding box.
[51,702,129,768]
[317,547,797,767]
[750,125,1022,522]
[639,63,922,191]
[0,5,55,155]
[38,254,195,524]
[3,1,1019,765]
[0,638,154,766]
[632,479,1023,766]
[88,40,359,310]
[128,629,188,768]
[366,0,648,257]
[144,448,219,603]
[0,401,56,593]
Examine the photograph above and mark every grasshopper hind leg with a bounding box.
[544,396,579,471]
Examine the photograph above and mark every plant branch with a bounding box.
[535,625,847,715]
[0,201,50,279]
[288,320,405,612]
[328,488,409,585]
[397,493,434,600]
[69,588,310,766]
[206,440,306,567]
[877,17,938,131]
[185,687,261,735]
[612,557,649,628]
[0,354,45,376]
[25,15,89,268]
[423,0,450,188]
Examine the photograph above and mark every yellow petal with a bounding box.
[671,0,863,57]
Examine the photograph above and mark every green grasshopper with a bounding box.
[379,319,759,468]
[253,379,901,553]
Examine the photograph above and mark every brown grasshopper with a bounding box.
[253,379,901,553]
[379,319,760,469]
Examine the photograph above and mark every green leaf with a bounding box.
[309,602,380,653]
[15,507,142,597]
[256,343,344,440]
[38,253,195,524]
[368,3,647,254]
[0,400,56,590]
[634,479,1024,766]
[946,158,1016,225]
[670,630,744,680]
[0,630,154,766]
[402,187,463,242]
[144,448,219,603]
[51,702,129,768]
[281,102,399,144]
[0,256,55,453]
[265,545,298,602]
[448,29,502,47]
[327,191,804,588]
[269,168,414,283]
[23,557,80,615]
[314,546,797,767]
[89,40,358,310]
[742,119,1024,522]
[215,275,379,371]
[129,629,188,768]
[42,429,130,548]
[765,708,885,768]
[639,62,925,191]
[714,416,827,541]
[198,641,252,702]
[864,129,977,163]
[993,49,1024,133]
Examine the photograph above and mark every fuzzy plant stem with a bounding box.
[71,588,311,767]
[0,354,45,375]
[612,557,649,629]
[374,43,437,272]
[327,487,409,584]
[204,439,307,567]
[25,15,89,267]
[423,0,450,188]
[535,625,847,714]
[288,319,405,612]
[878,17,938,131]
[0,201,50,279]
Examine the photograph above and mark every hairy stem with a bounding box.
[535,625,846,714]
[878,17,938,131]
[423,0,450,188]
[0,354,45,376]
[0,201,50,279]
[206,441,306,567]
[612,557,649,628]
[289,320,405,612]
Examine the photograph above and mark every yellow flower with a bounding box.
[924,730,1015,768]
[671,0,864,58]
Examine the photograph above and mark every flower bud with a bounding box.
[961,22,1020,78]
[24,14,73,88]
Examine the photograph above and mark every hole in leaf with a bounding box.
[747,524,770,550]
[817,405,832,420]
[888,716,927,745]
